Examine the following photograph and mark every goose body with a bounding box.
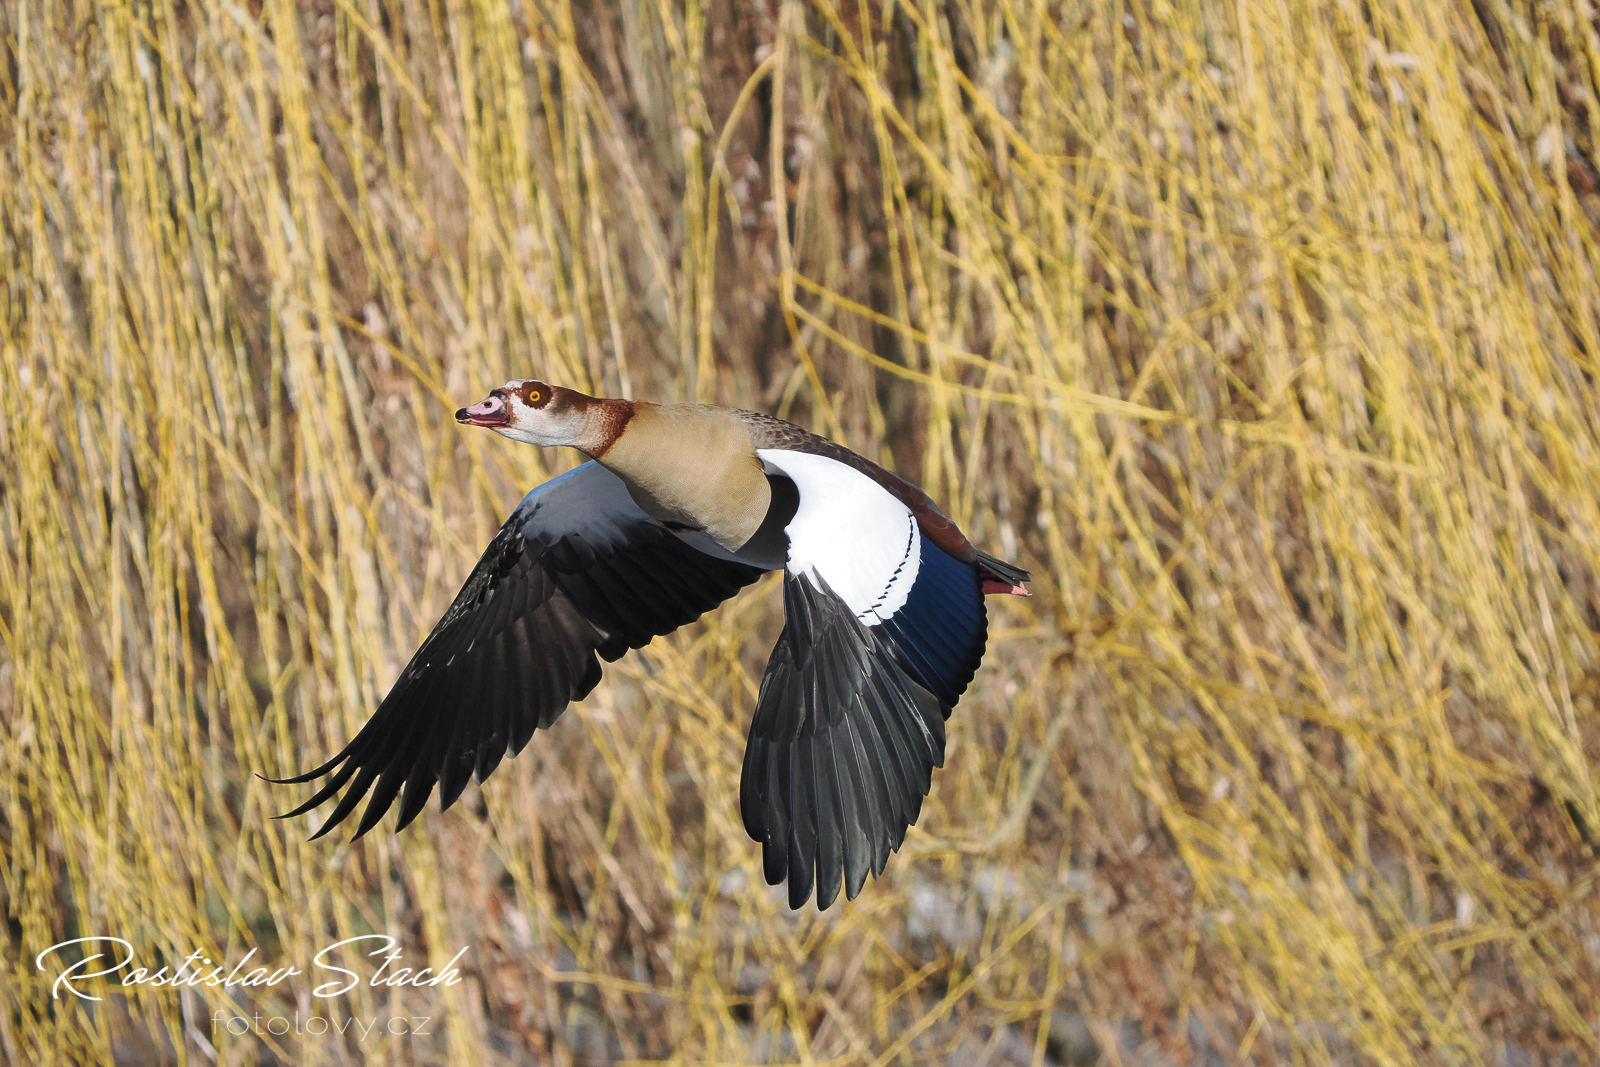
[278,380,1030,909]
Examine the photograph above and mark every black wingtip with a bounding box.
[787,861,815,911]
[259,755,345,785]
[814,872,842,911]
[762,838,788,888]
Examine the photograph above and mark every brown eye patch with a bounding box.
[513,380,550,407]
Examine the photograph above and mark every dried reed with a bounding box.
[3,0,1599,1064]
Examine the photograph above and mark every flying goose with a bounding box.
[277,380,1030,909]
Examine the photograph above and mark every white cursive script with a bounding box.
[311,936,469,997]
[36,935,468,1002]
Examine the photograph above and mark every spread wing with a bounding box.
[276,461,767,840]
[743,451,987,909]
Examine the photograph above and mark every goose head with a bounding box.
[456,379,619,452]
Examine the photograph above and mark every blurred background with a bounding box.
[4,0,1600,1063]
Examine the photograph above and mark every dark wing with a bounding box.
[740,559,985,910]
[739,449,989,910]
[276,461,767,840]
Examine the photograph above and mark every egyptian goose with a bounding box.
[277,380,1030,909]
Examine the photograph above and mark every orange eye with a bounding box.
[528,390,540,403]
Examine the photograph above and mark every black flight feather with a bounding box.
[275,461,763,841]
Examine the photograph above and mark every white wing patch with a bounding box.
[756,449,921,624]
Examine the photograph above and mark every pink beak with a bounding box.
[456,394,509,427]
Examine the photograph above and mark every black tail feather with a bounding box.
[975,550,1030,586]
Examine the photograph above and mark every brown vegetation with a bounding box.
[3,0,1600,1064]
